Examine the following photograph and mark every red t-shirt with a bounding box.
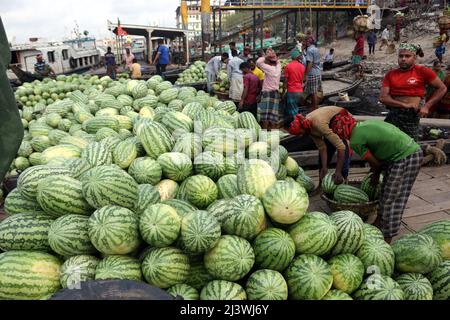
[354,36,364,56]
[382,65,437,98]
[284,60,305,93]
[243,73,260,105]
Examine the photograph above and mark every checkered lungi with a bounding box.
[384,107,420,142]
[378,149,423,238]
[285,92,302,117]
[258,91,280,123]
[304,74,322,95]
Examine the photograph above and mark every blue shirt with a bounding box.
[367,32,377,44]
[105,52,116,66]
[157,45,170,65]
[305,45,321,76]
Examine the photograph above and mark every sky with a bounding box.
[1,0,181,43]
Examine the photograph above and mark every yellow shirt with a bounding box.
[252,66,265,81]
[130,63,142,79]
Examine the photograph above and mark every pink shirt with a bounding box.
[256,57,282,92]
[123,53,135,69]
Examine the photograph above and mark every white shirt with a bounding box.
[382,29,389,40]
[324,53,334,62]
[205,56,223,76]
[227,56,244,81]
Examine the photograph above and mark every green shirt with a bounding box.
[350,120,420,162]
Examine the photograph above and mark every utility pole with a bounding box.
[201,0,211,61]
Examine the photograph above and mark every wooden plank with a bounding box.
[419,192,450,205]
[402,211,450,232]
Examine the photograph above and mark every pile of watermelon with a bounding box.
[175,61,207,85]
[0,74,448,301]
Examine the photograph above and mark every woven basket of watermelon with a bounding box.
[320,176,380,223]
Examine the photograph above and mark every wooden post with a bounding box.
[260,9,264,51]
[253,10,256,52]
[285,12,289,47]
[213,8,216,55]
[218,9,222,53]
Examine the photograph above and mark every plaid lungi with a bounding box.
[304,74,322,95]
[378,149,423,238]
[285,92,303,117]
[384,108,420,141]
[258,91,280,123]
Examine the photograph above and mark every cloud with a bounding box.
[1,0,180,43]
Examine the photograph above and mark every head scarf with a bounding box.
[330,109,357,140]
[288,114,312,135]
[398,43,420,55]
[291,48,302,60]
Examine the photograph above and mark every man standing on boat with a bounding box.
[153,39,170,76]
[299,33,322,113]
[122,48,135,71]
[34,53,55,78]
[104,47,117,80]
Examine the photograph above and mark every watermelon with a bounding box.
[30,135,51,152]
[253,228,296,272]
[37,175,93,217]
[156,179,179,201]
[0,251,61,300]
[284,254,333,300]
[182,175,218,209]
[4,188,41,215]
[128,157,162,185]
[180,210,221,253]
[82,116,119,134]
[204,235,255,281]
[360,172,383,201]
[328,254,365,294]
[81,141,113,167]
[81,165,138,209]
[157,152,193,182]
[353,274,404,300]
[161,111,194,136]
[185,255,215,290]
[206,199,234,226]
[419,220,450,260]
[288,212,338,256]
[216,174,239,199]
[426,260,449,300]
[329,210,365,256]
[200,280,247,300]
[63,158,91,178]
[172,133,203,160]
[136,120,175,159]
[162,199,197,218]
[135,184,161,215]
[322,289,353,300]
[333,184,370,204]
[321,172,338,195]
[95,255,142,282]
[60,255,99,289]
[356,238,395,276]
[139,204,181,247]
[88,205,141,255]
[396,273,433,300]
[391,234,443,274]
[296,174,316,193]
[247,141,271,161]
[141,247,190,289]
[0,213,53,251]
[262,181,309,225]
[245,269,288,300]
[167,284,199,300]
[112,140,137,169]
[237,159,277,199]
[48,215,97,257]
[193,151,226,181]
[363,223,385,242]
[237,112,260,136]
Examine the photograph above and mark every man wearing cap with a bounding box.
[34,53,56,78]
[283,48,306,123]
[239,46,252,62]
[300,34,322,112]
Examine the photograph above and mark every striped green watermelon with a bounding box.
[356,238,395,276]
[60,255,99,289]
[18,165,72,200]
[112,140,137,169]
[0,213,53,251]
[184,255,214,291]
[29,152,43,166]
[247,141,271,161]
[353,274,404,300]
[136,184,161,215]
[182,175,218,209]
[194,151,226,181]
[322,289,353,300]
[0,251,61,300]
[363,223,385,242]
[156,179,179,201]
[360,172,383,201]
[206,199,234,226]
[419,220,450,260]
[245,269,288,300]
[81,165,138,209]
[426,260,449,300]
[82,116,119,134]
[136,120,175,159]
[141,247,190,289]
[216,174,239,199]
[88,205,141,255]
[172,133,203,160]
[167,284,199,300]
[392,234,443,274]
[284,254,333,300]
[204,235,255,281]
[334,184,369,204]
[275,164,287,180]
[4,188,42,215]
[157,152,193,182]
[113,115,133,130]
[59,136,90,150]
[321,172,338,195]
[128,157,162,185]
[396,273,433,300]
[224,153,241,175]
[237,112,260,136]
[162,199,197,218]
[30,135,52,152]
[288,212,338,256]
[161,111,194,136]
[328,254,365,294]
[252,228,296,272]
[95,255,142,282]
[296,174,316,193]
[37,175,93,217]
[223,194,267,240]
[262,181,309,225]
[48,129,69,145]
[180,210,221,253]
[139,204,181,247]
[81,141,113,167]
[18,140,34,157]
[14,157,30,171]
[237,159,277,199]
[63,158,91,179]
[167,99,184,112]
[330,210,365,256]
[200,280,247,300]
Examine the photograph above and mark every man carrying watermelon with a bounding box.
[288,106,355,186]
[348,120,423,244]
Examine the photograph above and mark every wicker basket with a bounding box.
[438,15,450,30]
[214,90,230,101]
[320,180,379,222]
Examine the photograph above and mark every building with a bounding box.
[175,0,234,41]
